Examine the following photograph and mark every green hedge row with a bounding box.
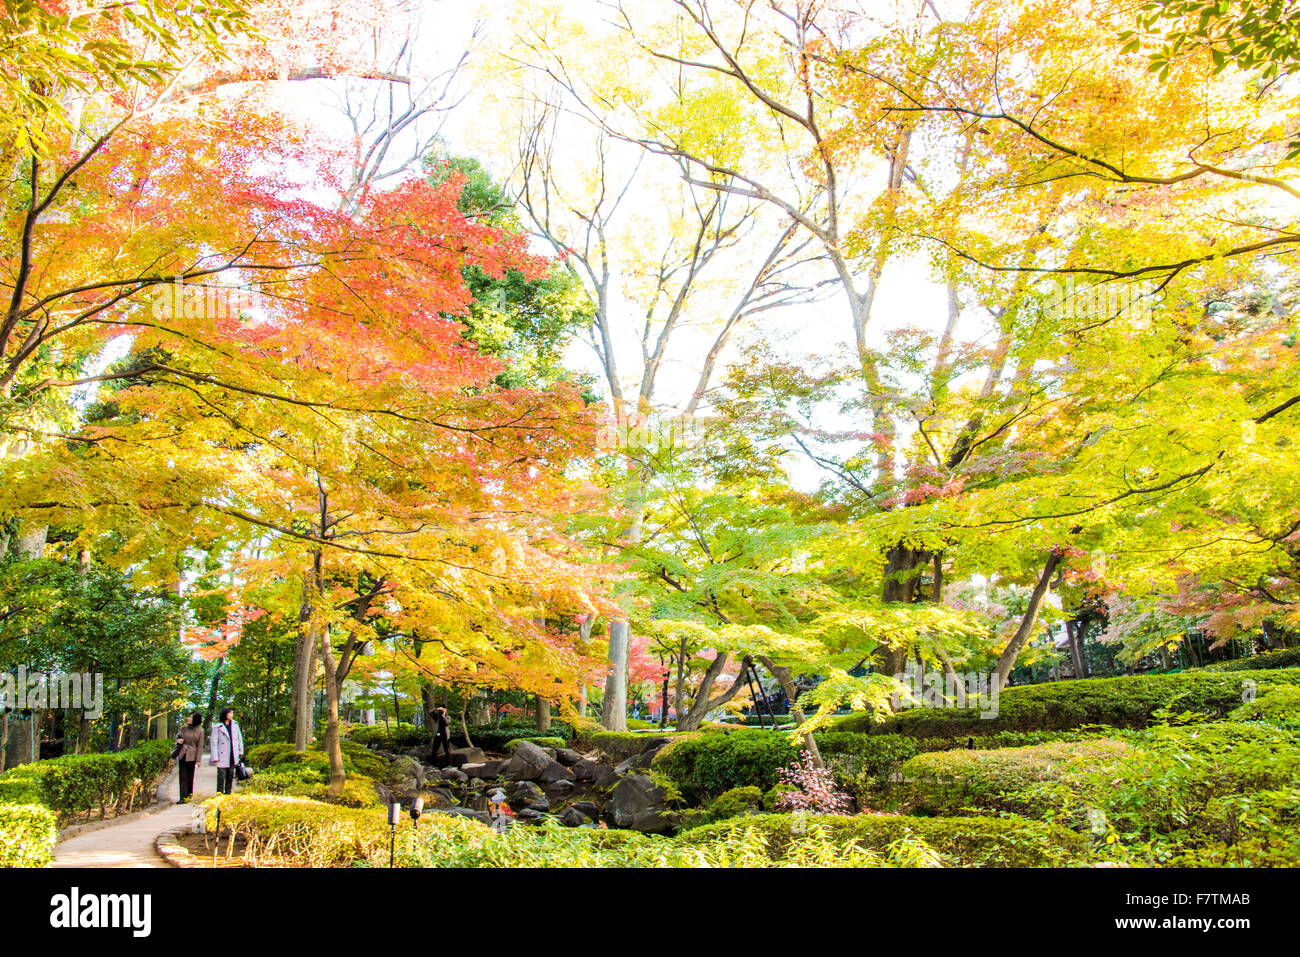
[677,812,1089,867]
[0,740,173,824]
[1203,648,1300,673]
[653,730,799,802]
[346,720,574,754]
[830,669,1300,737]
[649,727,1109,803]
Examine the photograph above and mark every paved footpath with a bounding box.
[52,762,219,868]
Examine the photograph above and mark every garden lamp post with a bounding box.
[387,802,400,868]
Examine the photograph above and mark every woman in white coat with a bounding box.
[210,706,245,795]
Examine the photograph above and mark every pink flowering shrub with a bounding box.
[774,750,854,815]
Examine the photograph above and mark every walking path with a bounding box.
[52,762,219,868]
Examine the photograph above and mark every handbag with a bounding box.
[170,741,185,761]
[235,761,252,781]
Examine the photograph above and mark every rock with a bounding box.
[570,800,601,819]
[448,747,486,768]
[609,774,677,834]
[504,741,553,781]
[539,761,574,785]
[544,779,575,802]
[438,767,469,785]
[431,807,491,826]
[462,760,504,779]
[555,748,583,766]
[418,788,460,809]
[516,808,544,822]
[558,806,590,827]
[573,758,615,786]
[506,780,549,812]
[384,755,425,791]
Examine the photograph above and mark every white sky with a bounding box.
[255,0,987,489]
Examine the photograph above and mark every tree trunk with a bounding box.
[602,491,647,732]
[877,544,934,675]
[602,620,631,731]
[756,655,824,769]
[1067,619,1088,679]
[291,573,319,751]
[535,696,551,734]
[459,707,474,749]
[318,624,346,797]
[205,658,225,727]
[420,683,437,725]
[994,551,1065,683]
[676,653,748,732]
[12,520,47,560]
[469,693,490,725]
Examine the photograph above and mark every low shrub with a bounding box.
[0,740,173,823]
[205,793,1088,868]
[0,803,59,868]
[707,786,764,821]
[653,730,799,802]
[1230,685,1300,726]
[207,794,401,866]
[458,721,574,753]
[830,669,1300,737]
[589,731,676,763]
[677,812,1090,867]
[899,740,1132,816]
[1204,648,1300,673]
[1029,722,1300,864]
[346,722,425,749]
[245,743,296,769]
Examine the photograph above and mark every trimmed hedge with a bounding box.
[588,731,679,763]
[830,669,1300,737]
[0,803,59,868]
[0,740,172,823]
[898,739,1132,816]
[347,720,574,754]
[247,741,389,780]
[647,727,1120,806]
[677,812,1090,867]
[653,730,799,801]
[458,721,573,753]
[1204,648,1300,673]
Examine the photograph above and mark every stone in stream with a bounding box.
[419,788,460,809]
[608,774,677,834]
[503,741,552,781]
[505,780,550,812]
[543,779,575,802]
[448,747,486,768]
[572,758,615,786]
[385,756,425,791]
[558,805,591,827]
[438,767,469,785]
[539,761,574,785]
[461,760,505,779]
[432,807,491,826]
[555,748,583,767]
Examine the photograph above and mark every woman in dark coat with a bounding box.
[175,713,205,803]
